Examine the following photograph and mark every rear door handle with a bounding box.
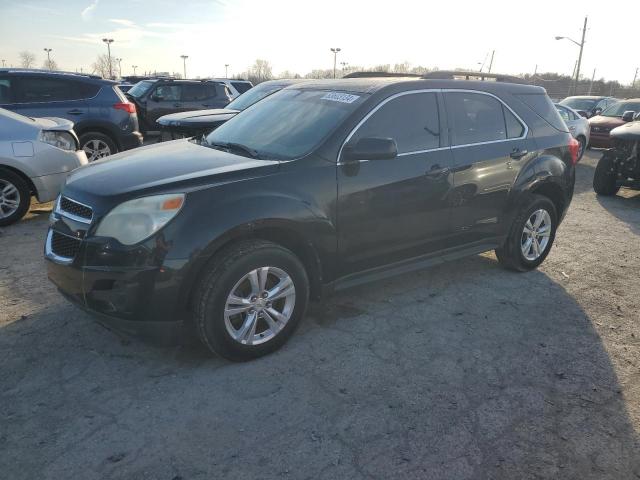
[425,165,450,177]
[67,109,83,115]
[510,148,528,160]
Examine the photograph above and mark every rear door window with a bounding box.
[153,84,181,101]
[445,92,513,145]
[351,92,441,153]
[231,82,252,94]
[516,93,568,132]
[182,84,214,101]
[0,77,13,103]
[16,77,99,103]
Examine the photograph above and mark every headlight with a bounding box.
[39,131,76,151]
[95,194,185,245]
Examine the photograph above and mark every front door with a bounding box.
[146,83,185,126]
[337,91,454,276]
[443,91,532,246]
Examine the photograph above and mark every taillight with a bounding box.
[568,137,580,165]
[113,102,136,114]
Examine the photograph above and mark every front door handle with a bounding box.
[510,148,528,160]
[67,109,83,115]
[425,165,450,178]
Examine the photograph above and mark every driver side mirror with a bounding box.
[342,137,398,162]
[622,110,636,122]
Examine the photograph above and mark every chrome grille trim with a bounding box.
[55,196,93,224]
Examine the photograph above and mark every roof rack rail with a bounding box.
[0,68,103,79]
[421,70,525,84]
[343,71,422,79]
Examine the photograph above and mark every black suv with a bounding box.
[0,69,142,161]
[45,76,578,361]
[126,79,232,132]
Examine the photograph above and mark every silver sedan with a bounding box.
[0,108,87,226]
[555,103,590,161]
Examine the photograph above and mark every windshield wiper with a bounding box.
[206,141,261,159]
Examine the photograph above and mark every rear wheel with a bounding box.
[495,194,557,272]
[593,153,620,196]
[576,135,586,161]
[79,132,117,162]
[0,169,30,226]
[193,240,309,361]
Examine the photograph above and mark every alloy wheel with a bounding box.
[521,209,552,261]
[224,266,296,346]
[0,179,21,219]
[82,139,112,161]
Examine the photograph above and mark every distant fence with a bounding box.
[520,74,640,101]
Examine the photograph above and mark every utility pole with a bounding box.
[488,50,495,73]
[574,16,588,96]
[568,60,577,96]
[102,38,114,79]
[180,55,188,79]
[330,47,341,79]
[43,48,53,70]
[633,67,638,89]
[588,68,596,95]
[225,64,229,78]
[532,64,538,86]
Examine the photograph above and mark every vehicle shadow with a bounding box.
[596,189,640,236]
[1,253,639,479]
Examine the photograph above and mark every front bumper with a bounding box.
[589,132,612,148]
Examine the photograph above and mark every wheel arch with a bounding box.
[74,123,120,151]
[0,164,37,196]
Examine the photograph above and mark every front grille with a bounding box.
[50,231,81,259]
[59,196,93,221]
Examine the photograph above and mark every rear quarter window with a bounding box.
[516,93,568,132]
[231,82,252,94]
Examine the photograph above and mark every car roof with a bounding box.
[564,95,608,100]
[292,77,545,95]
[0,68,110,82]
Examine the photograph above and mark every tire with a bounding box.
[0,169,31,227]
[576,135,586,161]
[593,153,620,196]
[495,194,557,272]
[193,240,309,361]
[79,132,118,162]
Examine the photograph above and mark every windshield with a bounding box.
[205,89,365,160]
[127,80,155,98]
[227,84,285,111]
[560,97,598,111]
[600,101,640,117]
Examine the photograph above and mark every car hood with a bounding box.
[34,116,75,131]
[157,108,240,125]
[588,115,625,128]
[63,139,279,203]
[610,121,640,141]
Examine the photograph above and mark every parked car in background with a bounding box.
[559,95,618,118]
[0,69,142,161]
[125,79,232,133]
[0,108,87,225]
[555,103,589,160]
[46,76,578,361]
[211,79,253,99]
[593,118,640,195]
[588,99,640,148]
[117,83,134,94]
[157,79,306,138]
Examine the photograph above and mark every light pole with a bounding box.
[225,64,229,78]
[180,55,188,79]
[1,59,5,67]
[102,38,114,79]
[555,16,587,95]
[132,65,138,76]
[488,50,495,73]
[43,48,52,70]
[330,47,341,79]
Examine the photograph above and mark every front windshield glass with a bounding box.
[601,101,640,117]
[127,80,154,98]
[205,89,365,160]
[226,84,284,111]
[560,98,598,111]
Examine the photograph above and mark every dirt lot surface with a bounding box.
[1,151,639,479]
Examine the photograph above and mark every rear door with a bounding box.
[443,90,532,246]
[146,83,185,125]
[337,90,454,275]
[181,83,225,109]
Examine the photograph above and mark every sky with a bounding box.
[0,0,638,84]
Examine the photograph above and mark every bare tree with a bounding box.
[42,59,58,71]
[247,59,273,84]
[393,62,411,73]
[19,51,36,69]
[91,54,118,79]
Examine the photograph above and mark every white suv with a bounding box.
[211,79,253,99]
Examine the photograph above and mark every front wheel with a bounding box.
[0,169,31,226]
[495,194,557,272]
[593,153,620,196]
[193,240,309,361]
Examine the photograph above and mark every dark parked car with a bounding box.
[593,118,640,195]
[45,77,578,361]
[559,95,618,118]
[0,69,142,161]
[126,79,232,133]
[588,99,640,148]
[157,79,306,137]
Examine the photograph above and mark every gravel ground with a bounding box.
[1,150,639,479]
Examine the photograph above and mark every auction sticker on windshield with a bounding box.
[321,92,360,104]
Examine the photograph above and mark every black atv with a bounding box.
[593,117,640,195]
